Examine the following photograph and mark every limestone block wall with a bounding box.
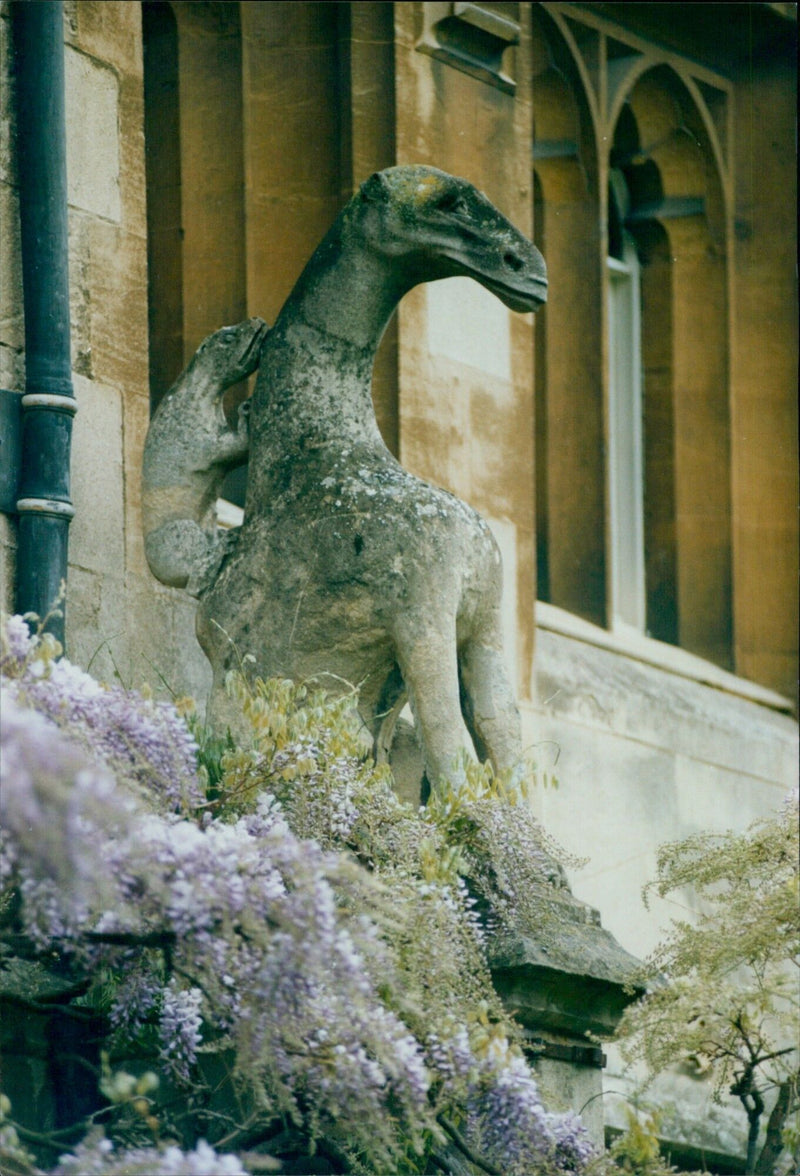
[526,607,796,958]
[730,49,799,698]
[0,0,211,700]
[520,605,798,1160]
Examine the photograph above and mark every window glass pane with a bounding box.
[607,237,645,631]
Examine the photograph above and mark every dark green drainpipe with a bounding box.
[12,0,75,649]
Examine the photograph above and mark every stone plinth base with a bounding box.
[489,889,643,1145]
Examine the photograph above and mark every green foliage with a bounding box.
[0,1094,39,1176]
[605,1107,680,1176]
[615,795,800,1174]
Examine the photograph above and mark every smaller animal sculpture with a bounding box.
[143,166,547,797]
[142,318,268,596]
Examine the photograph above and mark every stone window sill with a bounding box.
[535,601,794,716]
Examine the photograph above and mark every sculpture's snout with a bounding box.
[486,241,547,313]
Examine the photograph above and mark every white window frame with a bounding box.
[607,232,645,634]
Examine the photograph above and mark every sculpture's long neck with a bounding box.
[246,221,409,508]
[281,222,409,355]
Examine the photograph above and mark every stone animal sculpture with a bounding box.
[142,317,268,597]
[143,166,547,794]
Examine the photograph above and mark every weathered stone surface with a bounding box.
[0,514,16,614]
[145,166,548,792]
[522,610,798,972]
[173,2,247,364]
[488,893,642,1038]
[487,890,642,1147]
[65,0,144,78]
[70,373,124,578]
[65,46,120,222]
[731,59,799,701]
[533,617,797,791]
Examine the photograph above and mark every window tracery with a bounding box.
[533,4,733,669]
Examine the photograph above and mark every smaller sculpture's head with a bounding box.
[351,165,547,312]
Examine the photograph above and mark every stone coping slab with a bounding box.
[488,889,643,1039]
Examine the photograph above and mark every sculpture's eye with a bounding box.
[435,191,468,216]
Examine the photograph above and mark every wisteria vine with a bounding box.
[0,612,598,1175]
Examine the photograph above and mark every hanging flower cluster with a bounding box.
[1,613,201,813]
[51,1136,249,1176]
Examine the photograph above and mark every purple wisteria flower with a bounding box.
[107,963,163,1039]
[2,613,202,813]
[426,1030,596,1175]
[159,981,203,1082]
[52,1135,248,1175]
[469,1052,554,1170]
[548,1109,599,1171]
[0,611,34,670]
[0,686,134,926]
[268,739,361,844]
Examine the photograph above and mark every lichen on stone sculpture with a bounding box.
[142,165,547,796]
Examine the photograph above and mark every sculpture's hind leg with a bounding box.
[458,610,523,782]
[393,617,477,794]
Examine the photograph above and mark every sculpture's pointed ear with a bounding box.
[360,171,391,205]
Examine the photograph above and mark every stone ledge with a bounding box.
[535,601,793,714]
[489,891,643,1040]
[531,620,798,785]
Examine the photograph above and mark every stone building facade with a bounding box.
[0,2,797,1166]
